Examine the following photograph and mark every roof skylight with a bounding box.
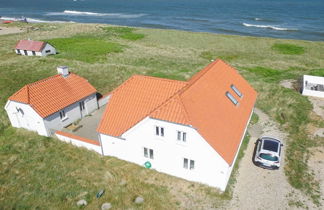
[231,84,243,98]
[226,91,239,105]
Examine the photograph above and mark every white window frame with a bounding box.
[59,110,67,121]
[155,126,164,137]
[183,158,195,170]
[177,131,187,142]
[144,147,154,159]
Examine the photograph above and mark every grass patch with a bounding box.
[250,112,259,125]
[245,67,294,83]
[102,26,145,41]
[200,51,215,60]
[47,36,123,63]
[272,43,305,55]
[309,68,324,77]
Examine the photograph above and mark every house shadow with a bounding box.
[251,138,261,167]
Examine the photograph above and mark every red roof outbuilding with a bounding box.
[15,40,47,52]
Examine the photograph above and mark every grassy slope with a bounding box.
[0,22,323,209]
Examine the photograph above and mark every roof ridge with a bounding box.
[27,74,61,87]
[148,87,192,125]
[133,74,188,84]
[177,59,225,97]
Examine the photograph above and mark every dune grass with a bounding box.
[0,22,323,208]
[272,43,305,55]
[101,26,145,41]
[46,36,124,63]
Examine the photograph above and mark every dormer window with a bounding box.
[231,84,243,98]
[226,92,239,105]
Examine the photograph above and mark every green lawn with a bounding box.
[0,22,323,209]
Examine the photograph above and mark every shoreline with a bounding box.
[0,15,323,42]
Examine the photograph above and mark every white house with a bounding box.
[5,66,98,137]
[15,40,56,56]
[301,75,324,98]
[97,59,257,191]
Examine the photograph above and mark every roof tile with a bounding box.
[9,73,97,118]
[15,40,46,52]
[97,59,257,165]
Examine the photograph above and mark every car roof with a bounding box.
[261,138,280,152]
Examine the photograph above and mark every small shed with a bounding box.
[301,75,324,98]
[15,40,56,56]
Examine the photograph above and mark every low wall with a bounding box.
[98,93,111,107]
[55,131,102,154]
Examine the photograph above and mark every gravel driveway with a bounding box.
[225,108,318,210]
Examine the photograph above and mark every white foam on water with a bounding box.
[46,10,146,19]
[243,23,298,31]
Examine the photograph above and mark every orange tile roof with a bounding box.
[9,73,97,118]
[15,40,46,52]
[97,59,257,165]
[97,75,187,136]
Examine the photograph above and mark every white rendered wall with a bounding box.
[55,132,101,154]
[98,94,111,107]
[44,94,98,136]
[4,100,48,136]
[84,93,98,114]
[100,117,231,191]
[302,75,324,98]
[41,44,56,56]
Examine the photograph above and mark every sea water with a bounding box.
[1,0,323,41]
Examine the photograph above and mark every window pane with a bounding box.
[177,131,181,140]
[183,158,188,169]
[190,160,195,170]
[231,84,243,98]
[183,132,186,142]
[226,92,239,105]
[161,127,164,137]
[149,149,154,159]
[144,148,148,158]
[155,126,159,136]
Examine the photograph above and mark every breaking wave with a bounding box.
[242,23,298,31]
[46,10,146,18]
[0,16,72,23]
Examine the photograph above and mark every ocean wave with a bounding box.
[46,10,146,18]
[242,23,298,31]
[0,16,72,23]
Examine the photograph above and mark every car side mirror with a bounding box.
[281,144,284,146]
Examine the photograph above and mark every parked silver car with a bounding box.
[254,137,283,169]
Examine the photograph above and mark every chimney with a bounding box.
[57,66,69,77]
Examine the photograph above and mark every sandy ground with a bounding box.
[0,26,24,35]
[226,108,320,210]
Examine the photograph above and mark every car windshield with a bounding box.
[263,139,279,152]
[260,153,278,161]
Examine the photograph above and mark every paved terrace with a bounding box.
[62,104,106,141]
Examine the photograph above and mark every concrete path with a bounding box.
[62,105,106,141]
